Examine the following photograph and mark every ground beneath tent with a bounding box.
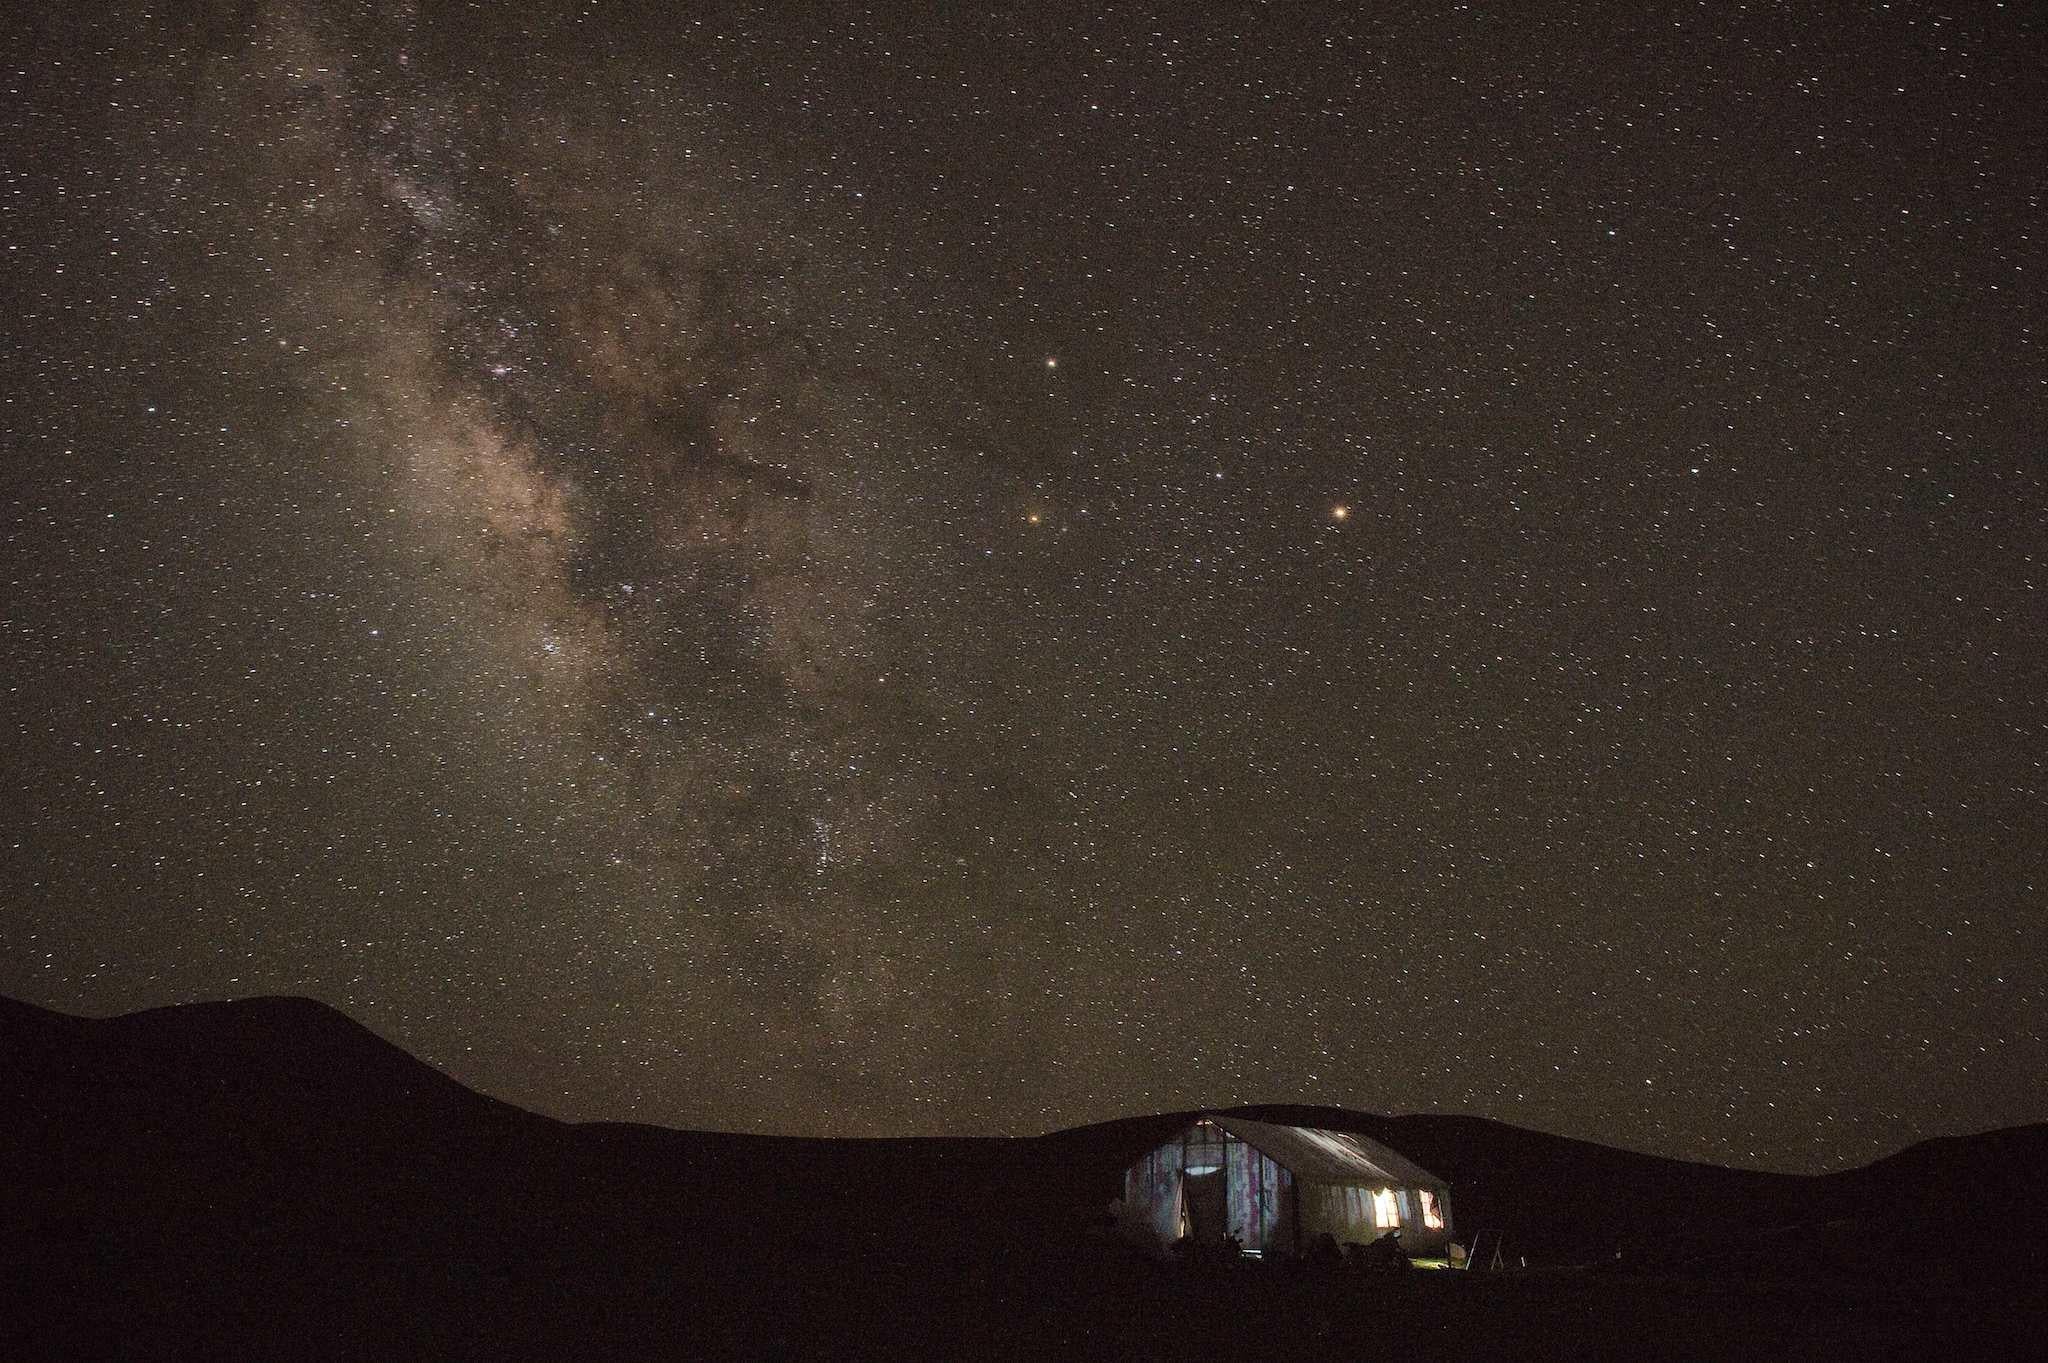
[6,1238,2042,1362]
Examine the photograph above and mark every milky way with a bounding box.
[5,1,2043,1168]
[290,5,1012,1105]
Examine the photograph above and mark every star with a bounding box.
[5,0,2037,1173]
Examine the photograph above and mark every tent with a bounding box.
[1122,1114,1453,1258]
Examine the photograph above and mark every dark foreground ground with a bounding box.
[8,1237,2043,1362]
[6,994,2044,1360]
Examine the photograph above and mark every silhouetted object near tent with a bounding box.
[1302,1231,1345,1269]
[1120,1114,1454,1259]
[1466,1229,1509,1271]
[1347,1230,1412,1272]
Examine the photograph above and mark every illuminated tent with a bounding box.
[1121,1114,1453,1258]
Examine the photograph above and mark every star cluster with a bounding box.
[3,1,2042,1170]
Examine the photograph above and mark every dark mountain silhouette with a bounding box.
[6,992,543,1138]
[4,994,2042,1361]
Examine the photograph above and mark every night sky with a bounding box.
[5,1,2043,1173]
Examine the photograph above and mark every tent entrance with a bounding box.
[1181,1167,1229,1244]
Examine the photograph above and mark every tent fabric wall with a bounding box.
[1299,1183,1392,1249]
[1227,1138,1293,1253]
[1123,1136,1187,1244]
[1125,1121,1295,1251]
[1293,1179,1454,1257]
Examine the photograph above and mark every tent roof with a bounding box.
[1208,1114,1447,1188]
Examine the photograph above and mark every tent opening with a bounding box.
[1182,1168,1230,1244]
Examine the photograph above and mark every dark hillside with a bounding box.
[4,994,2042,1360]
[3,993,570,1266]
[1808,1124,2048,1283]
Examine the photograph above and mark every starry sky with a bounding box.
[4,1,2043,1173]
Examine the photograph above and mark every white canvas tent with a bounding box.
[1122,1114,1453,1258]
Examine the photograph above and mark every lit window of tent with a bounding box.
[1420,1188,1445,1230]
[1372,1188,1400,1229]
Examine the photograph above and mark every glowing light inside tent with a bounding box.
[1421,1189,1445,1230]
[1373,1188,1400,1229]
